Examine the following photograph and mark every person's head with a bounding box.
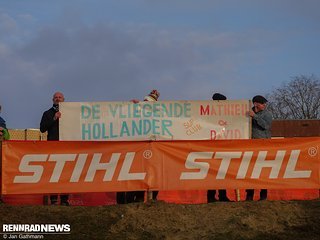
[52,92,65,105]
[212,93,227,100]
[144,89,160,102]
[252,95,268,112]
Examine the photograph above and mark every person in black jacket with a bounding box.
[0,104,10,140]
[207,93,231,202]
[40,91,69,206]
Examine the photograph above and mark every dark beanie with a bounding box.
[252,95,268,104]
[212,93,227,100]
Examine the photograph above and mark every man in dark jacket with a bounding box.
[0,104,10,140]
[40,92,69,205]
[207,93,231,202]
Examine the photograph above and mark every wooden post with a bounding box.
[235,189,241,201]
[147,190,153,202]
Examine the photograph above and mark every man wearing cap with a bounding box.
[246,95,273,201]
[117,89,160,204]
[207,93,231,202]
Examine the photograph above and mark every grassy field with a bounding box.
[0,199,319,240]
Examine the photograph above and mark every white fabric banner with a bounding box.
[59,100,250,141]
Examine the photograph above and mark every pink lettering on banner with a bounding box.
[211,129,241,140]
[200,103,248,116]
[184,119,202,136]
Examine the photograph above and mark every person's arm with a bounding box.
[0,127,10,140]
[3,128,10,140]
[252,111,272,130]
[0,116,6,129]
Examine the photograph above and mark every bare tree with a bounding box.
[266,75,320,119]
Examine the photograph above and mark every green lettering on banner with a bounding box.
[109,122,118,138]
[153,103,161,117]
[162,120,173,136]
[101,123,109,139]
[91,104,101,119]
[120,121,130,137]
[143,119,151,135]
[119,104,126,118]
[81,105,101,119]
[142,104,152,117]
[81,102,181,140]
[81,105,91,119]
[184,103,191,117]
[82,123,91,140]
[82,120,173,139]
[93,123,101,139]
[162,103,173,117]
[132,120,142,136]
[152,119,160,134]
[133,104,141,118]
[109,104,118,117]
[174,103,183,117]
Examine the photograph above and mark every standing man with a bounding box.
[130,89,160,202]
[207,93,231,202]
[0,104,9,203]
[40,92,69,206]
[246,95,273,201]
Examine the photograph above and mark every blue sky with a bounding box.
[1,0,320,129]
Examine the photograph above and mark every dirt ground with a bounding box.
[0,199,319,240]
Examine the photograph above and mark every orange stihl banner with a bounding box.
[1,138,319,194]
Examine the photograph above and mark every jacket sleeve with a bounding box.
[40,111,56,133]
[0,116,6,129]
[252,111,272,130]
[2,128,10,140]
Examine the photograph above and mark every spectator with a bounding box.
[116,90,160,204]
[207,93,231,202]
[40,91,69,206]
[0,104,10,140]
[245,95,273,201]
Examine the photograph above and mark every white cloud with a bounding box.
[1,1,319,128]
[0,12,17,34]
